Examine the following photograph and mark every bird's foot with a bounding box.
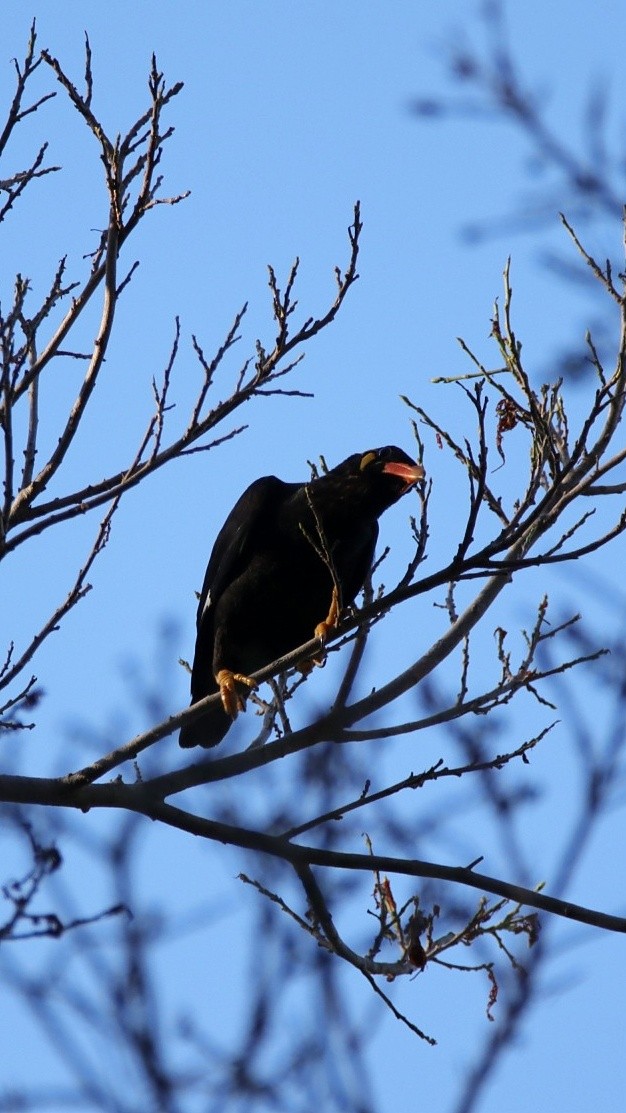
[299,586,341,674]
[216,668,258,719]
[296,655,323,676]
[314,584,341,643]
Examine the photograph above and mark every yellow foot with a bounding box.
[304,586,341,672]
[215,668,258,720]
[314,584,341,643]
[296,655,323,677]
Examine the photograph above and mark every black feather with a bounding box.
[179,446,422,748]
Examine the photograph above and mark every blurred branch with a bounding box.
[1,812,126,942]
[410,0,624,237]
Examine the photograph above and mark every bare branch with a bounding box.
[0,494,123,697]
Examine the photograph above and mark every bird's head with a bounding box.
[359,445,424,489]
[317,445,424,521]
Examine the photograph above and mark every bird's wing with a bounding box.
[196,475,293,625]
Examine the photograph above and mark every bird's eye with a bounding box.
[359,451,377,471]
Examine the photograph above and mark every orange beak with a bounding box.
[382,460,425,487]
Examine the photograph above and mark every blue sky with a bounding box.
[2,3,626,1110]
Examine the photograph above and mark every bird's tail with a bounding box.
[179,616,234,748]
[179,696,231,748]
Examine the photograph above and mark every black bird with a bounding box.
[179,446,424,748]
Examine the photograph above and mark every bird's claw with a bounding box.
[296,655,324,676]
[313,584,340,644]
[216,668,257,720]
[301,586,341,674]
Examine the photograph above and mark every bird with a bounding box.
[179,446,424,748]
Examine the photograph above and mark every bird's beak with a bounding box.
[383,460,425,488]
